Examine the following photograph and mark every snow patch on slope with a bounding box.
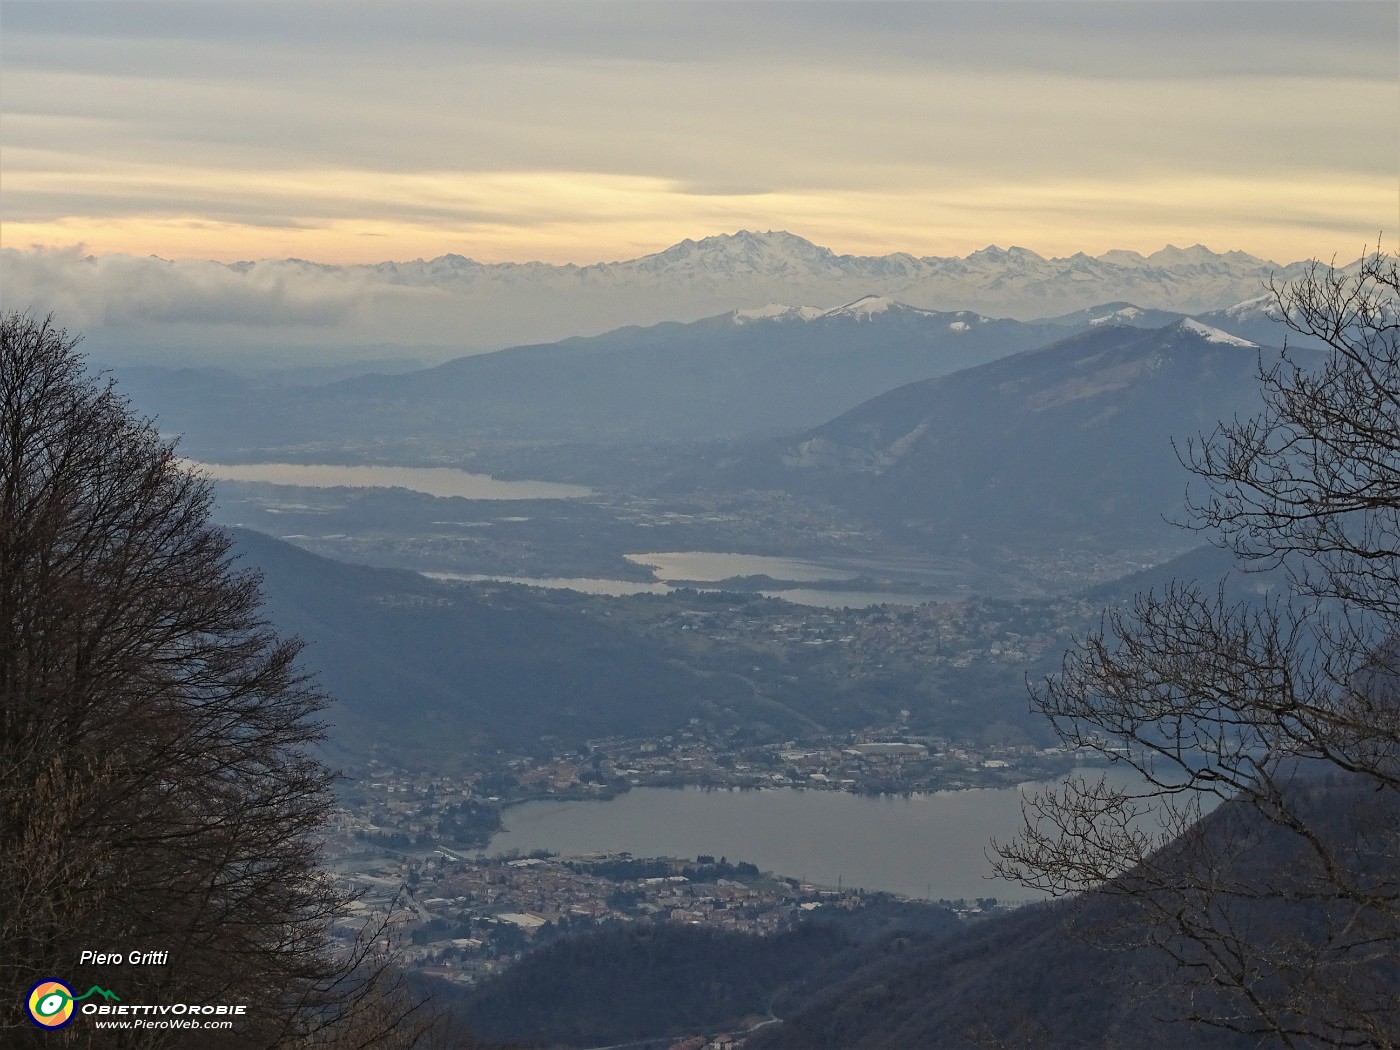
[828,295,899,318]
[731,303,825,324]
[1220,294,1283,320]
[1089,305,1147,326]
[1179,318,1258,348]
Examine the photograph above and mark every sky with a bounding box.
[2,1,1396,268]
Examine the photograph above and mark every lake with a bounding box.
[424,571,941,608]
[184,460,592,500]
[424,549,950,608]
[424,572,676,597]
[752,588,946,609]
[625,551,860,583]
[479,783,1067,901]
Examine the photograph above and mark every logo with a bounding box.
[26,980,120,1029]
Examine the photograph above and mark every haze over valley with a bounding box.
[1,231,1330,367]
[144,240,1368,1047]
[13,223,1396,1050]
[4,3,1395,1047]
[107,250,1322,608]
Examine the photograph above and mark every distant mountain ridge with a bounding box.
[113,274,1314,455]
[352,230,1302,293]
[5,230,1329,365]
[262,231,1320,322]
[113,298,1079,448]
[1037,301,1187,330]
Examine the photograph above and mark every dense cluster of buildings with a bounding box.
[335,726,1080,856]
[325,846,871,986]
[575,728,1076,794]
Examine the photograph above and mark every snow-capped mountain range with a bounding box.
[3,230,1328,365]
[355,230,1312,318]
[729,294,989,327]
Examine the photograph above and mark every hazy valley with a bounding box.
[7,4,1397,1046]
[66,236,1380,1048]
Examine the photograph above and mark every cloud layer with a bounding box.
[2,232,1344,369]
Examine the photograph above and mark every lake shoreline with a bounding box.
[184,459,593,500]
[472,782,1078,901]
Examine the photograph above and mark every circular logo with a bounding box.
[27,980,75,1029]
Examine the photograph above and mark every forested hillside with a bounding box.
[710,320,1294,551]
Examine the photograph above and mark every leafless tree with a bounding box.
[1,313,432,1047]
[993,250,1400,1047]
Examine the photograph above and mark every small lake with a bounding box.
[428,550,945,608]
[625,551,858,583]
[480,783,1067,901]
[184,461,592,500]
[424,572,676,597]
[755,588,944,609]
[424,571,942,609]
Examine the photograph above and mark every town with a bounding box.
[323,824,1010,993]
[311,578,1112,999]
[319,723,1089,998]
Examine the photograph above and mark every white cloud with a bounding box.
[2,247,371,329]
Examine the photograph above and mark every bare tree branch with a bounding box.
[994,251,1400,1047]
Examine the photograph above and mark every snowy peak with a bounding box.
[965,245,1047,264]
[1218,294,1283,321]
[731,295,950,325]
[219,234,1308,308]
[1089,304,1147,326]
[825,294,903,318]
[1175,317,1258,348]
[1037,301,1185,330]
[1097,249,1149,269]
[1150,244,1214,263]
[637,230,840,276]
[1148,244,1269,270]
[954,245,1051,276]
[730,303,826,324]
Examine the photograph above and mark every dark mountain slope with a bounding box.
[750,776,1398,1049]
[228,529,784,755]
[1083,541,1291,606]
[113,302,1073,452]
[343,300,1062,441]
[745,897,1251,1050]
[717,320,1290,552]
[449,900,961,1047]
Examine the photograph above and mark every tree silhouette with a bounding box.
[0,313,428,1047]
[994,250,1400,1047]
[996,254,1400,1050]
